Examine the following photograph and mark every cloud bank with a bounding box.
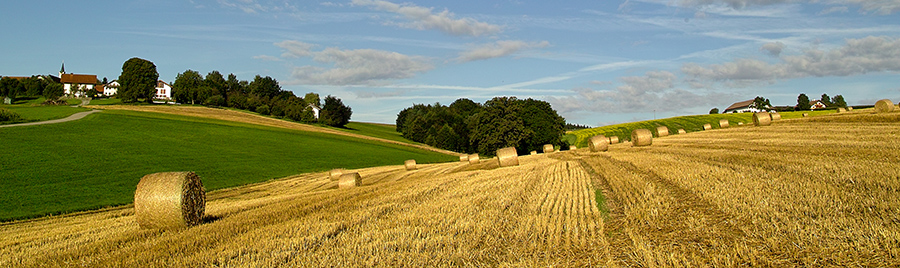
[352,0,503,36]
[456,40,550,62]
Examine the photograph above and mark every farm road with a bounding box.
[0,110,100,128]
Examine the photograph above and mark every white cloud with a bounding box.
[290,47,433,85]
[683,36,900,86]
[676,0,900,15]
[817,0,900,15]
[252,55,282,61]
[351,0,503,36]
[818,6,849,14]
[455,40,550,62]
[274,40,315,58]
[760,41,786,56]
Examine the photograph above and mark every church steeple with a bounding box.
[59,61,65,77]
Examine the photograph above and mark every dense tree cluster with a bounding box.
[396,97,566,156]
[565,123,592,131]
[118,57,159,103]
[171,69,352,127]
[796,93,848,110]
[0,76,66,102]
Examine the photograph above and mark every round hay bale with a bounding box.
[753,112,771,126]
[703,123,712,130]
[496,147,519,167]
[468,153,480,164]
[404,159,417,171]
[459,154,469,162]
[631,129,652,147]
[656,126,669,137]
[134,172,206,229]
[543,144,554,153]
[770,113,782,120]
[570,145,577,150]
[589,135,609,152]
[837,107,846,113]
[329,169,344,180]
[609,136,619,144]
[338,172,361,188]
[530,150,537,155]
[802,113,809,117]
[719,119,729,128]
[875,99,895,113]
[677,129,686,134]
[737,122,744,126]
[847,107,853,111]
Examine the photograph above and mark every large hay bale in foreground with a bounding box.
[609,136,619,144]
[719,119,729,128]
[134,172,206,229]
[459,155,468,162]
[468,154,480,164]
[589,135,608,152]
[543,144,555,153]
[496,147,519,167]
[632,129,652,147]
[404,159,417,171]
[753,112,771,126]
[656,126,669,137]
[875,99,895,113]
[770,113,782,120]
[677,129,686,134]
[339,173,361,188]
[329,169,344,180]
[702,124,712,130]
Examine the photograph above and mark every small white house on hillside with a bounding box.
[308,103,321,120]
[722,99,768,113]
[809,100,827,110]
[103,80,119,96]
[155,80,172,99]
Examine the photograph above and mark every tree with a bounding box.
[43,82,64,100]
[173,69,203,104]
[23,76,45,97]
[0,77,20,98]
[821,93,832,107]
[304,92,320,107]
[797,93,811,111]
[118,57,159,103]
[518,98,566,154]
[205,71,227,101]
[750,96,771,111]
[832,95,847,108]
[320,95,352,127]
[709,107,719,114]
[248,75,281,99]
[467,97,528,156]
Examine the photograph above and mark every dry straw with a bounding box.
[753,111,771,126]
[703,123,712,130]
[770,113,782,120]
[719,119,729,128]
[496,147,519,167]
[329,169,344,181]
[677,129,686,134]
[468,153,480,164]
[338,172,361,188]
[404,159,417,171]
[589,135,609,152]
[875,99,895,113]
[837,108,846,113]
[459,155,469,162]
[134,172,206,229]
[543,144,555,153]
[609,136,619,144]
[656,126,669,137]
[632,129,652,147]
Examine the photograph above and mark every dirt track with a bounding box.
[0,110,101,128]
[86,105,458,155]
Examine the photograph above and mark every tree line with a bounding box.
[396,97,567,156]
[796,93,847,110]
[0,76,65,102]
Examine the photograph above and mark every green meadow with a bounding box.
[567,110,839,148]
[0,110,455,221]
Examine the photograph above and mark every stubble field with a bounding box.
[1,108,898,267]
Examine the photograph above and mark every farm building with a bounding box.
[155,80,172,100]
[58,62,98,97]
[722,99,769,113]
[809,100,827,110]
[309,103,321,120]
[102,80,119,96]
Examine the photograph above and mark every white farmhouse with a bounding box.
[723,99,770,113]
[308,103,321,120]
[102,80,119,96]
[155,80,172,100]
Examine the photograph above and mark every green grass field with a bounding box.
[568,110,839,148]
[330,122,415,144]
[0,110,455,221]
[88,98,123,105]
[1,97,89,124]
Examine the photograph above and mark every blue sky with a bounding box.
[2,0,899,125]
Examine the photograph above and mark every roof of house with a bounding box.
[60,73,97,84]
[809,100,825,106]
[724,99,755,111]
[156,80,171,88]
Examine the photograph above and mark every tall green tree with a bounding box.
[467,97,528,155]
[118,57,159,103]
[0,77,20,98]
[248,75,281,99]
[173,69,203,104]
[797,93,811,110]
[304,92,321,107]
[750,96,771,111]
[709,107,719,114]
[23,76,45,97]
[518,98,566,154]
[43,82,64,100]
[320,95,352,127]
[820,93,832,106]
[205,71,227,101]
[832,94,847,108]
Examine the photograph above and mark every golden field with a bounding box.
[1,108,898,267]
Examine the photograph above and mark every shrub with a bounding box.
[256,105,270,115]
[0,108,23,122]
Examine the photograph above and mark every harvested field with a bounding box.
[2,109,898,267]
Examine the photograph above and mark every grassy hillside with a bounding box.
[0,110,455,221]
[2,109,897,267]
[567,110,837,147]
[1,97,89,124]
[330,122,413,144]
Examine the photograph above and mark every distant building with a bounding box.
[809,100,827,110]
[723,99,772,113]
[308,103,321,120]
[102,80,119,96]
[155,80,172,99]
[58,62,97,97]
